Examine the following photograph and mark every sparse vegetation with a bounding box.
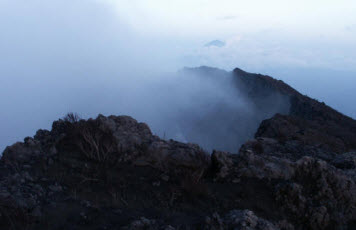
[61,115,118,163]
[74,120,117,162]
[63,112,81,124]
[177,149,211,199]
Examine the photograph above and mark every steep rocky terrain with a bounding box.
[0,67,355,229]
[171,67,290,152]
[233,67,356,157]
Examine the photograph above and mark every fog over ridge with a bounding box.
[1,0,355,153]
[0,63,291,153]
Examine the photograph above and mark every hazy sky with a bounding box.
[109,0,356,38]
[115,0,356,70]
[1,0,356,70]
[0,0,355,152]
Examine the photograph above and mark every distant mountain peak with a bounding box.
[204,40,225,47]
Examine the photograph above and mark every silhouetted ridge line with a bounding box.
[1,66,355,229]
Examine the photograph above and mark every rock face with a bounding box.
[166,66,291,152]
[1,115,212,229]
[0,67,356,229]
[233,67,356,154]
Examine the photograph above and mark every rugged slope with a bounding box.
[0,67,355,230]
[175,66,291,152]
[232,67,356,156]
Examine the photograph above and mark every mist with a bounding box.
[0,0,185,152]
[1,0,355,153]
[0,61,290,153]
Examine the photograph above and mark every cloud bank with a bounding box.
[0,0,355,153]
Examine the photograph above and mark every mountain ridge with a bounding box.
[0,67,355,229]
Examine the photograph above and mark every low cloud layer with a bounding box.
[0,63,291,153]
[0,0,355,153]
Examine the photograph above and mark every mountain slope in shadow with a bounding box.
[0,67,355,230]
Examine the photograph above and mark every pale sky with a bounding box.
[106,0,356,39]
[1,0,356,70]
[102,0,356,71]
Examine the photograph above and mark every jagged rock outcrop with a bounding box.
[212,147,356,229]
[0,67,355,229]
[233,67,356,154]
[0,115,213,229]
[1,113,355,229]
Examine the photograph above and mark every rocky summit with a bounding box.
[0,67,355,230]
